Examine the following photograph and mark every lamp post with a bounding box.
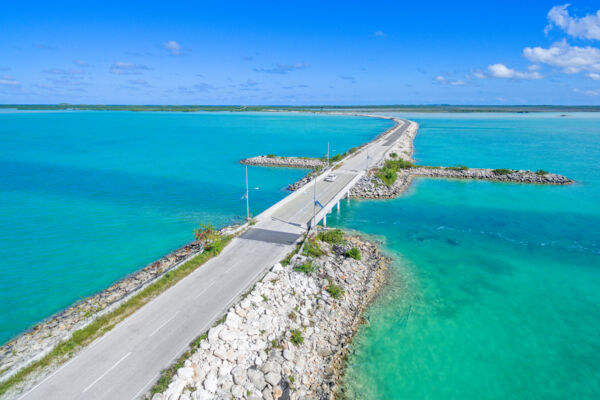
[312,174,317,228]
[243,165,259,221]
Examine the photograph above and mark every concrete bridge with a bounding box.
[17,118,413,400]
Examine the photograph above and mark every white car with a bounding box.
[324,174,337,182]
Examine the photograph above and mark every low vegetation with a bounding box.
[281,242,302,266]
[290,329,304,346]
[317,229,345,245]
[326,279,345,299]
[0,227,233,397]
[152,332,208,394]
[492,168,513,175]
[375,159,415,186]
[293,261,317,274]
[375,168,397,186]
[445,165,469,171]
[536,169,548,176]
[303,238,325,257]
[345,247,362,260]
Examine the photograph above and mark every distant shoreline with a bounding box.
[2,104,600,113]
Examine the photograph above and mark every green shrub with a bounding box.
[317,229,345,245]
[290,329,304,346]
[293,262,317,274]
[281,243,301,266]
[390,152,398,158]
[330,154,343,163]
[348,147,357,154]
[446,165,468,171]
[267,154,276,158]
[376,168,397,186]
[535,169,548,176]
[345,247,361,260]
[492,168,513,175]
[326,280,345,299]
[303,238,324,257]
[384,159,414,170]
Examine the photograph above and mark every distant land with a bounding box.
[2,104,600,113]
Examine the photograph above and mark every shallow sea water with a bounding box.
[331,113,600,399]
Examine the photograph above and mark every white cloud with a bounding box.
[373,31,387,38]
[487,63,543,79]
[546,4,600,40]
[573,88,600,96]
[110,62,149,75]
[524,40,600,73]
[162,40,181,56]
[0,76,20,86]
[473,71,487,79]
[435,75,467,86]
[587,72,600,80]
[253,63,310,74]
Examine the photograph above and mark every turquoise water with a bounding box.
[0,111,393,345]
[330,113,600,399]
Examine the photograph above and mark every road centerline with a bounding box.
[82,352,132,393]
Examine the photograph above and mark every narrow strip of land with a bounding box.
[15,118,411,400]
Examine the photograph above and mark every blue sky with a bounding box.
[1,0,600,105]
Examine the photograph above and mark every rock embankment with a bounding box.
[409,167,573,184]
[151,233,387,400]
[0,226,240,382]
[349,167,573,199]
[349,173,412,199]
[241,156,325,169]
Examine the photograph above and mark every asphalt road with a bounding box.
[15,118,410,400]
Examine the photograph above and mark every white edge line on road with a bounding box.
[82,352,131,393]
[16,355,79,400]
[131,373,159,400]
[149,312,179,337]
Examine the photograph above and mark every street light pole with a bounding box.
[312,175,317,228]
[245,165,250,221]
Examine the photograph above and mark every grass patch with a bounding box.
[330,154,343,163]
[375,168,397,186]
[0,234,233,397]
[445,165,468,171]
[344,247,362,260]
[317,229,345,245]
[150,330,209,394]
[293,262,317,275]
[390,152,398,158]
[303,238,324,258]
[536,169,548,176]
[290,329,304,346]
[492,168,513,175]
[326,280,345,299]
[384,159,415,170]
[281,242,302,266]
[375,159,415,186]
